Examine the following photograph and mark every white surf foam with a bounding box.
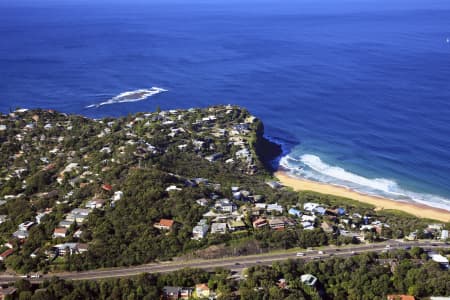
[86,87,168,108]
[280,153,450,211]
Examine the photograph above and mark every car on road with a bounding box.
[296,252,305,257]
[31,274,41,278]
[385,245,391,249]
[234,262,240,266]
[351,251,356,255]
[318,250,324,255]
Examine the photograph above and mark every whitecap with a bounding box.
[280,153,450,211]
[86,87,168,108]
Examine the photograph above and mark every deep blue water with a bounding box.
[1,0,450,210]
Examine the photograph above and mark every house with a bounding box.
[301,274,318,286]
[303,202,320,212]
[288,208,302,217]
[214,199,236,213]
[192,224,209,240]
[267,203,283,214]
[0,287,17,300]
[58,220,75,228]
[441,230,449,240]
[85,199,105,209]
[18,221,34,231]
[428,253,449,269]
[166,185,182,192]
[53,243,84,256]
[53,227,68,238]
[227,220,246,231]
[266,181,282,189]
[301,214,317,222]
[154,219,175,231]
[313,206,326,215]
[195,284,210,298]
[301,221,315,230]
[13,230,29,239]
[101,184,113,192]
[211,223,227,234]
[196,198,209,207]
[268,217,285,230]
[162,286,182,300]
[0,215,7,224]
[113,191,123,201]
[35,210,51,224]
[387,296,415,300]
[66,208,91,223]
[253,217,268,229]
[0,249,14,261]
[205,153,223,162]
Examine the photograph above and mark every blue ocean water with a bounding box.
[1,0,450,210]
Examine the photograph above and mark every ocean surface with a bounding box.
[1,0,450,210]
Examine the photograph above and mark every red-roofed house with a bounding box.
[0,249,14,261]
[387,295,415,300]
[102,184,113,192]
[252,217,268,229]
[53,227,68,238]
[154,219,175,230]
[195,284,210,298]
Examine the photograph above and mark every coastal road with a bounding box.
[0,240,447,284]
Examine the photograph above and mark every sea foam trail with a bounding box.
[86,87,168,108]
[280,153,450,211]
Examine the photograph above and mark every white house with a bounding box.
[211,223,227,234]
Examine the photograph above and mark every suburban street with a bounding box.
[0,240,447,284]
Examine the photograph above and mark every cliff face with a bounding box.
[253,120,282,172]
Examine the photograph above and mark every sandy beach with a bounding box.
[275,171,450,223]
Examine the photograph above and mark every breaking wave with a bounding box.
[280,153,450,211]
[86,87,168,108]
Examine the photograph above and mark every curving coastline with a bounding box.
[275,170,450,223]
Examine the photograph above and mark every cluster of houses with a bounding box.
[162,283,213,300]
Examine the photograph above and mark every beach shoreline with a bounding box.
[275,170,450,223]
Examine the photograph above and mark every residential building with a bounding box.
[211,222,227,234]
[85,199,105,209]
[192,224,209,240]
[268,217,285,230]
[288,208,302,217]
[154,219,175,231]
[267,203,283,214]
[266,181,281,189]
[196,198,209,207]
[301,274,318,286]
[387,296,415,300]
[162,286,182,300]
[303,202,320,212]
[0,249,14,261]
[441,229,449,240]
[252,217,268,229]
[0,287,17,300]
[195,284,210,298]
[227,220,246,231]
[53,227,68,238]
[12,230,29,239]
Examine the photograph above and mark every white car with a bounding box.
[318,250,324,255]
[296,252,305,257]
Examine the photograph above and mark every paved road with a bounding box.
[0,240,447,284]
